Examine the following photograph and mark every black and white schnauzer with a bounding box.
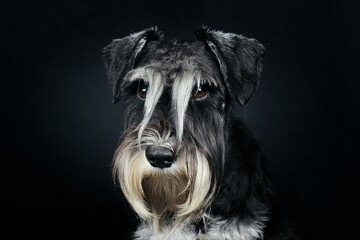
[103,26,297,240]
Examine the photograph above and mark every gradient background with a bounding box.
[2,0,359,239]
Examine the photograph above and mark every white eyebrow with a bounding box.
[135,68,164,144]
[172,70,201,142]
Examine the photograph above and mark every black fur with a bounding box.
[103,26,163,103]
[104,27,297,239]
[195,26,265,106]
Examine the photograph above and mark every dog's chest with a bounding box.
[134,217,264,240]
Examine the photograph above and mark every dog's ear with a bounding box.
[103,26,163,103]
[195,26,265,106]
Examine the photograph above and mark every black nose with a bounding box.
[145,146,175,169]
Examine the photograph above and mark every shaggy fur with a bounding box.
[103,26,298,240]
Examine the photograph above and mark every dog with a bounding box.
[103,26,297,240]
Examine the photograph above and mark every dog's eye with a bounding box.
[191,84,207,100]
[137,79,148,100]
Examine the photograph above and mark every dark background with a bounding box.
[1,0,359,239]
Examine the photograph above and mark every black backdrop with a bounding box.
[2,0,359,239]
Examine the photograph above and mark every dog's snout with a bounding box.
[146,146,174,169]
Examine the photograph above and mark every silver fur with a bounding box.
[134,216,266,240]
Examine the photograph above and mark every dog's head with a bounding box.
[103,26,265,231]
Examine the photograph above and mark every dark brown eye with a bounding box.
[191,84,207,100]
[137,79,148,100]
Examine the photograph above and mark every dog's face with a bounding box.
[103,27,265,231]
[121,39,226,146]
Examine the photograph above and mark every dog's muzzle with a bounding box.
[145,146,175,169]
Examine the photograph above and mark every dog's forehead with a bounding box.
[139,40,215,73]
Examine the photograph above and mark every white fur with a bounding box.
[128,67,165,143]
[134,216,266,240]
[135,223,197,240]
[172,70,201,142]
[200,216,267,240]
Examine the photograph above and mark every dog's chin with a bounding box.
[141,157,190,211]
[142,170,190,214]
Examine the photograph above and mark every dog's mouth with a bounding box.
[142,172,190,215]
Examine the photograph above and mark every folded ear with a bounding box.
[195,26,265,106]
[103,26,163,103]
